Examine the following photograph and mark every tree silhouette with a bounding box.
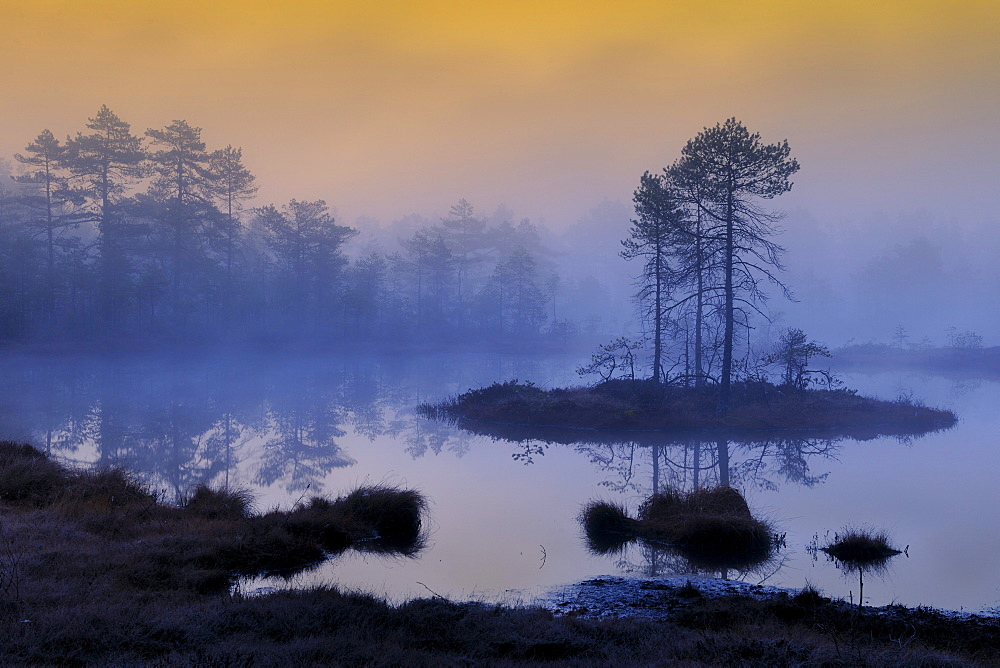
[673,119,799,413]
[63,106,147,330]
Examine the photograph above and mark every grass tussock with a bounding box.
[582,487,776,570]
[580,501,637,554]
[0,440,69,506]
[183,484,255,520]
[822,526,902,571]
[279,485,427,554]
[0,441,427,593]
[419,378,958,438]
[639,487,773,569]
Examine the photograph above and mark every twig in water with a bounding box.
[416,581,444,599]
[292,483,312,508]
[539,544,547,569]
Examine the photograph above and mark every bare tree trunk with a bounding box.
[716,439,730,487]
[719,190,735,415]
[694,208,705,387]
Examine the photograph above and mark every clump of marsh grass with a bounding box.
[0,440,69,506]
[638,487,773,569]
[821,526,901,569]
[183,484,255,520]
[66,466,155,508]
[581,486,777,570]
[792,584,828,608]
[579,501,636,554]
[329,485,428,550]
[284,484,428,554]
[821,526,902,607]
[0,441,428,593]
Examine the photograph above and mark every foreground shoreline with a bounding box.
[537,574,997,622]
[0,441,994,664]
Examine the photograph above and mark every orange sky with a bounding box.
[1,0,997,226]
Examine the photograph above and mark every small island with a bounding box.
[422,125,956,442]
[418,377,957,440]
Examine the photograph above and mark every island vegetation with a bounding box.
[421,121,958,436]
[420,377,956,438]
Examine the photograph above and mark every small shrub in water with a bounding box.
[822,526,901,607]
[822,527,901,571]
[580,501,636,554]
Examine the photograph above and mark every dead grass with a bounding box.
[183,484,255,520]
[0,440,993,664]
[0,440,427,591]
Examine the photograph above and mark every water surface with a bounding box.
[0,351,995,612]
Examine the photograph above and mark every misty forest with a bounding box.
[0,106,595,349]
[2,103,999,664]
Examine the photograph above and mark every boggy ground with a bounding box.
[419,378,958,438]
[0,442,994,665]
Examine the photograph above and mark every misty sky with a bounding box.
[1,0,998,342]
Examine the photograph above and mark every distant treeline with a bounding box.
[0,106,599,350]
[834,341,1000,377]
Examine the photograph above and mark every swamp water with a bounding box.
[0,350,997,612]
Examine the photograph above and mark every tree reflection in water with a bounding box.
[508,433,840,495]
[0,355,426,500]
[481,429,845,580]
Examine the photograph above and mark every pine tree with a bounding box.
[674,119,799,412]
[145,119,220,311]
[622,172,686,383]
[63,106,147,328]
[12,129,84,318]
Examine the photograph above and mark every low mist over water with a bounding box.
[0,350,996,611]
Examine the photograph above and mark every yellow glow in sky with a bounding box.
[1,1,997,224]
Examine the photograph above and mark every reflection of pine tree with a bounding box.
[256,399,354,494]
[341,368,389,442]
[730,438,837,491]
[403,414,470,459]
[202,412,255,490]
[133,398,224,502]
[568,435,841,498]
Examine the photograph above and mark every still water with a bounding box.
[0,350,996,612]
